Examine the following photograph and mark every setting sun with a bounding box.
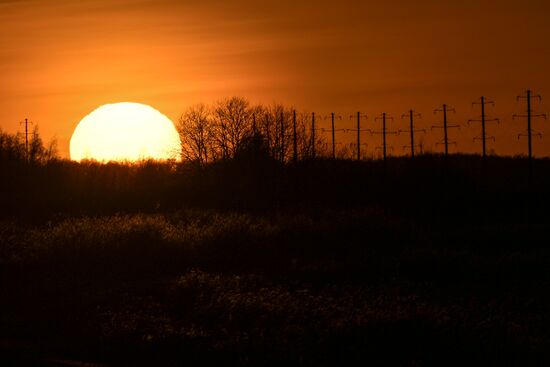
[70,102,180,162]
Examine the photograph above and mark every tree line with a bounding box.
[177,94,547,164]
[0,125,57,166]
[177,96,329,165]
[1,95,545,166]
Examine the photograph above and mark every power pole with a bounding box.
[348,112,368,160]
[372,113,397,161]
[399,110,425,159]
[432,104,460,156]
[322,113,343,159]
[293,110,298,163]
[19,118,33,163]
[513,90,546,169]
[468,96,499,160]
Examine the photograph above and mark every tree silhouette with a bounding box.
[212,96,254,160]
[28,126,58,164]
[0,128,26,163]
[0,126,57,165]
[175,98,328,164]
[177,104,215,166]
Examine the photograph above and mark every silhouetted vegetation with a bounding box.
[177,97,327,165]
[0,127,57,166]
[2,207,550,366]
[2,124,550,365]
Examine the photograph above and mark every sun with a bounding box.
[70,102,181,162]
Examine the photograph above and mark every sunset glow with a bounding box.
[2,1,550,365]
[2,1,549,158]
[69,102,180,162]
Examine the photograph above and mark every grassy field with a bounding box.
[1,204,550,365]
[1,153,550,365]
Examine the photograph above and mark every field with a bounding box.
[1,155,550,365]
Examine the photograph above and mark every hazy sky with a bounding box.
[1,0,549,157]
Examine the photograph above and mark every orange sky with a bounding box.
[1,0,549,158]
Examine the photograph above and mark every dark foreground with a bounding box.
[1,155,550,366]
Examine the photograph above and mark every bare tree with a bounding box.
[177,104,214,165]
[212,97,253,159]
[0,126,57,165]
[256,104,299,162]
[28,126,58,164]
[0,128,25,163]
[337,143,355,160]
[176,98,328,164]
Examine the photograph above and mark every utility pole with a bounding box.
[432,104,460,156]
[372,113,397,161]
[514,90,546,162]
[348,112,368,160]
[514,90,546,177]
[322,113,344,159]
[399,110,425,159]
[468,96,499,160]
[19,118,33,163]
[293,110,298,163]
